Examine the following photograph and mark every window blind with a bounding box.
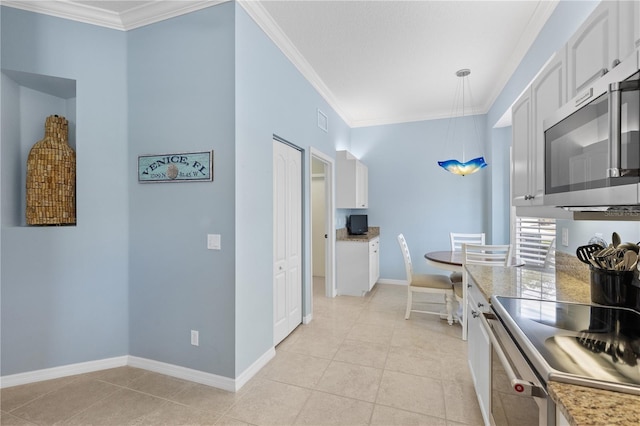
[514,217,556,268]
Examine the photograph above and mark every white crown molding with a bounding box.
[1,0,124,30]
[120,1,224,31]
[0,0,225,31]
[237,0,353,127]
[349,112,455,129]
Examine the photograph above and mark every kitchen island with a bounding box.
[466,264,640,426]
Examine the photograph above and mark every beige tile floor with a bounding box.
[0,281,483,425]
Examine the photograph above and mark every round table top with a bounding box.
[424,250,463,267]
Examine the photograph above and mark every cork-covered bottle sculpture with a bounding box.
[26,115,76,225]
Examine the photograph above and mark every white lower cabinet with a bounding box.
[467,278,491,426]
[556,407,570,426]
[337,237,379,296]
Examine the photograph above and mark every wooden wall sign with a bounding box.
[138,151,213,183]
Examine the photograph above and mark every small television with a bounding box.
[347,214,368,235]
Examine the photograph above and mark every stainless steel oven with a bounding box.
[481,307,555,425]
[484,296,640,425]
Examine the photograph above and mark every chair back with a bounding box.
[450,233,485,252]
[397,234,414,282]
[463,243,513,267]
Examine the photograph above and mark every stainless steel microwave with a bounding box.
[543,49,640,209]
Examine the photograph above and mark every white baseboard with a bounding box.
[1,349,276,393]
[127,356,236,392]
[376,278,408,286]
[303,313,312,324]
[129,347,274,392]
[233,346,275,391]
[0,356,128,389]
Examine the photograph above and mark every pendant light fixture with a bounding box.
[437,69,487,176]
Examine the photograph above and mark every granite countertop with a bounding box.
[548,381,640,426]
[336,226,380,242]
[466,262,640,426]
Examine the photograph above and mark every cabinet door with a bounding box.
[618,1,639,61]
[511,90,532,206]
[336,151,369,209]
[567,1,618,98]
[356,161,368,208]
[467,295,491,425]
[337,241,370,296]
[632,0,640,50]
[368,238,379,289]
[636,1,640,49]
[530,48,566,205]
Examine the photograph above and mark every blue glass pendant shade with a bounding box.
[438,156,488,176]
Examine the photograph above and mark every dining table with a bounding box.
[424,250,463,273]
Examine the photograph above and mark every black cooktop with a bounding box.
[493,297,640,394]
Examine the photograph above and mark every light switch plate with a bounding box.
[561,228,569,247]
[207,234,221,250]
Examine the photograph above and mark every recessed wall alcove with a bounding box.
[1,69,77,227]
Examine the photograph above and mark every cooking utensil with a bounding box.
[612,232,621,248]
[620,250,638,271]
[618,242,640,253]
[576,244,605,265]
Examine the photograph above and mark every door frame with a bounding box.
[309,148,336,304]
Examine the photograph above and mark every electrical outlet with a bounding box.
[191,330,199,346]
[207,234,221,250]
[561,228,569,247]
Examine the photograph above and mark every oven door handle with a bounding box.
[480,312,546,399]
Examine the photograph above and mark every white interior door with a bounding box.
[273,140,302,345]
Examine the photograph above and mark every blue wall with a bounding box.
[127,3,237,377]
[234,4,351,374]
[0,2,352,381]
[489,127,512,245]
[1,7,129,375]
[350,115,488,279]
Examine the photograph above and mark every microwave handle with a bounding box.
[607,83,621,178]
[608,80,640,178]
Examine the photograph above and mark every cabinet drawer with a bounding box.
[369,238,379,253]
[467,276,490,314]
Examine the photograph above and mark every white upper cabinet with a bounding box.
[567,1,638,99]
[635,1,640,48]
[336,150,368,209]
[531,47,567,202]
[619,1,639,57]
[512,89,533,206]
[512,48,566,207]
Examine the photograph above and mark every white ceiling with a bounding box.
[2,0,558,127]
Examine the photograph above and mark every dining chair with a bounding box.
[397,234,455,324]
[449,232,486,283]
[455,243,512,340]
